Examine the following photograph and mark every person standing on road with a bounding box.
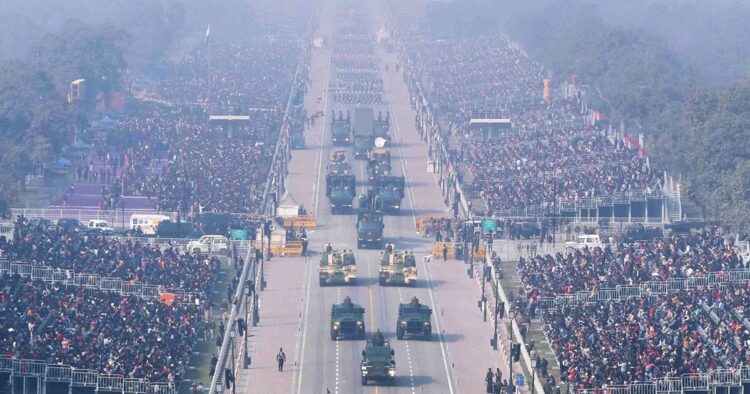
[442,244,448,261]
[277,348,287,372]
[485,368,494,393]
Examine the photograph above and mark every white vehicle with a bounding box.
[130,214,171,235]
[187,235,230,254]
[565,234,602,250]
[87,219,114,233]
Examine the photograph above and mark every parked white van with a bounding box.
[565,234,602,250]
[130,214,171,235]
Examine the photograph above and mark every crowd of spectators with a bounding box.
[400,34,661,214]
[518,229,747,297]
[0,274,203,383]
[387,8,750,391]
[95,38,305,214]
[4,217,220,294]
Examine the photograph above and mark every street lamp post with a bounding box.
[492,269,502,350]
[531,356,539,394]
[229,330,236,394]
[244,281,251,368]
[481,262,487,322]
[508,308,516,385]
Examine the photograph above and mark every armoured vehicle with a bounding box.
[326,151,356,213]
[331,110,351,145]
[330,296,366,340]
[319,247,357,286]
[396,297,432,340]
[356,212,384,249]
[370,175,405,212]
[360,330,396,386]
[379,246,417,286]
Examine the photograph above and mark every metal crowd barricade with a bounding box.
[71,369,98,387]
[656,378,682,394]
[12,262,33,276]
[98,374,125,391]
[142,285,162,299]
[0,356,14,372]
[682,373,709,390]
[13,359,46,376]
[32,266,54,282]
[123,281,144,296]
[630,382,658,394]
[709,370,740,387]
[150,382,176,394]
[618,285,641,300]
[101,277,123,293]
[45,364,72,382]
[74,273,100,288]
[124,377,149,393]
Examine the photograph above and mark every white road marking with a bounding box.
[295,47,332,394]
[384,53,458,394]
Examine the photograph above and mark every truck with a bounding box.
[379,246,417,286]
[319,247,357,286]
[371,175,405,213]
[326,151,356,214]
[396,297,432,340]
[356,212,384,249]
[331,110,351,145]
[331,296,366,340]
[360,330,396,386]
[373,111,389,139]
[353,106,375,159]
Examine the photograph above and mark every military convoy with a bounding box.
[330,296,366,340]
[360,330,396,386]
[379,245,417,286]
[325,151,356,214]
[396,297,432,340]
[319,246,357,286]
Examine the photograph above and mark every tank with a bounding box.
[378,247,417,286]
[319,248,357,286]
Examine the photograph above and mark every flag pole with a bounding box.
[206,25,212,116]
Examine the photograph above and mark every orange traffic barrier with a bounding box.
[432,242,456,259]
[283,241,303,257]
[283,215,317,230]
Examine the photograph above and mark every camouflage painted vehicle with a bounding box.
[330,296,366,340]
[378,246,417,286]
[396,297,432,340]
[319,248,357,286]
[360,330,396,386]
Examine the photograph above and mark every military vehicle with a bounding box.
[373,111,390,139]
[379,246,417,286]
[360,330,396,386]
[326,151,356,213]
[356,212,384,249]
[319,247,357,286]
[366,138,391,181]
[396,297,432,340]
[353,135,373,160]
[370,175,405,212]
[330,296,366,340]
[331,110,352,145]
[353,106,375,160]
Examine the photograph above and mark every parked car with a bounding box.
[187,235,230,254]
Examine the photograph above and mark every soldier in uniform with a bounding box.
[372,329,385,346]
[325,243,333,253]
[343,296,352,306]
[485,368,494,393]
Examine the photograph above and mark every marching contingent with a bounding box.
[0,0,748,393]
